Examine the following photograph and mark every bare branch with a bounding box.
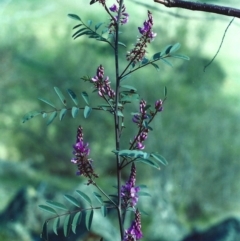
[154,0,240,19]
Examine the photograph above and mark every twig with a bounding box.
[204,17,234,72]
[154,0,240,19]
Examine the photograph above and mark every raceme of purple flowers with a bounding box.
[124,209,143,241]
[71,126,98,182]
[138,10,157,42]
[127,10,156,63]
[132,100,149,150]
[109,0,129,25]
[91,65,115,99]
[132,99,163,150]
[121,163,140,208]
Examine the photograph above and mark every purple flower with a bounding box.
[91,65,115,99]
[109,3,118,12]
[108,0,129,32]
[121,163,140,208]
[138,11,156,42]
[126,11,156,63]
[124,209,143,241]
[71,126,98,182]
[155,99,163,112]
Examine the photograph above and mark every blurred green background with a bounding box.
[1,0,240,240]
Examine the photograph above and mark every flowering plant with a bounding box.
[22,0,189,240]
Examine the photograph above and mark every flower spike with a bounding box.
[71,126,98,183]
[121,163,140,208]
[124,209,143,241]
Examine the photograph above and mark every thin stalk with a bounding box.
[114,0,125,239]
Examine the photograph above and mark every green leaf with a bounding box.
[169,42,181,54]
[40,221,48,240]
[141,57,149,65]
[117,110,124,117]
[72,27,88,38]
[87,20,92,27]
[73,24,82,29]
[46,201,68,211]
[151,62,160,71]
[22,111,41,123]
[118,41,126,47]
[93,192,102,204]
[170,54,190,60]
[162,45,173,55]
[67,89,78,105]
[52,217,60,235]
[150,153,168,166]
[72,211,82,234]
[137,158,160,170]
[63,214,71,237]
[95,22,103,31]
[84,106,92,118]
[114,150,149,159]
[164,86,167,97]
[64,194,80,208]
[81,91,89,105]
[160,58,173,67]
[85,210,94,231]
[101,206,107,217]
[38,205,57,215]
[54,87,66,106]
[38,97,56,109]
[59,108,67,121]
[76,190,92,205]
[71,107,79,118]
[152,52,161,60]
[120,85,137,92]
[138,191,151,197]
[42,112,47,118]
[68,14,81,21]
[73,30,93,39]
[47,111,57,125]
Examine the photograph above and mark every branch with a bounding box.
[154,0,240,18]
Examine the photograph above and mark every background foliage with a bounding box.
[1,0,240,240]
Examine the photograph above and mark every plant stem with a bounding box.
[114,0,124,239]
